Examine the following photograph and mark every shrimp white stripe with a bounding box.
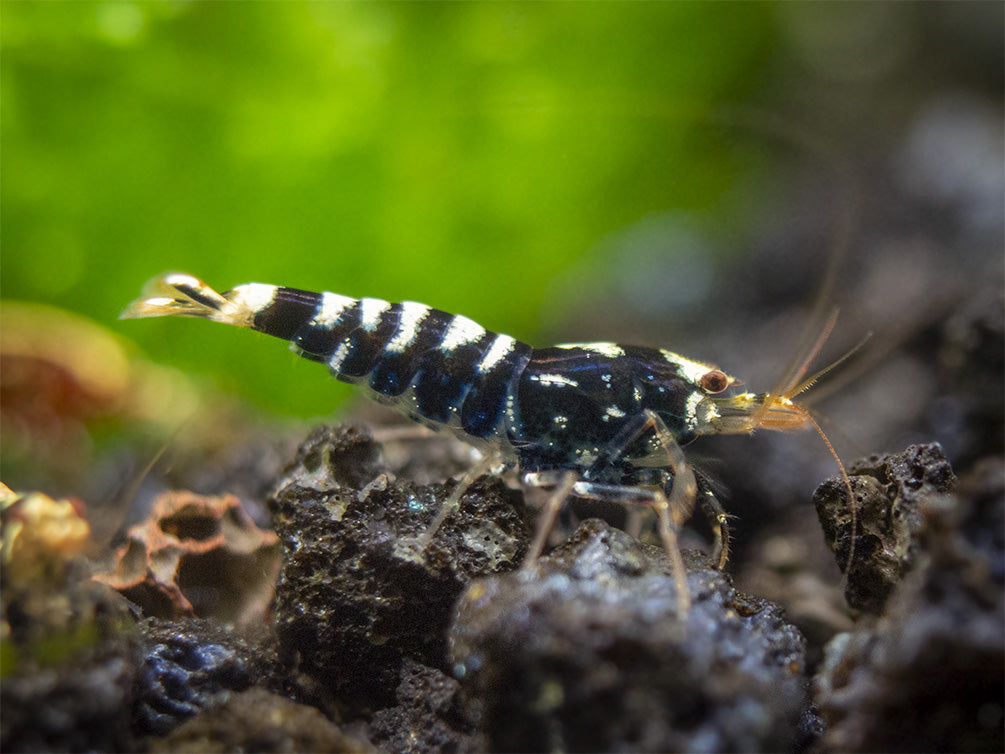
[359,298,391,332]
[530,373,579,388]
[661,350,717,387]
[386,302,431,353]
[684,390,711,433]
[440,314,486,352]
[312,292,356,328]
[230,283,279,314]
[556,342,625,358]
[328,341,351,372]
[476,334,516,374]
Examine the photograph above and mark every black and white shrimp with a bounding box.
[122,272,851,614]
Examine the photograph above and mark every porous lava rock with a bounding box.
[268,425,528,714]
[449,519,811,753]
[814,443,957,613]
[814,456,1004,753]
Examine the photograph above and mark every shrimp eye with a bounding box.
[700,369,729,393]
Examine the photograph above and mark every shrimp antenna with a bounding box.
[787,329,873,400]
[784,400,857,577]
[752,309,868,586]
[773,309,838,403]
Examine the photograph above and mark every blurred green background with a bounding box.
[3,1,1000,430]
[3,1,782,418]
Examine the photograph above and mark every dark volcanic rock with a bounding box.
[268,425,529,714]
[814,443,957,613]
[449,519,811,753]
[150,687,374,753]
[368,658,478,754]
[814,456,1004,753]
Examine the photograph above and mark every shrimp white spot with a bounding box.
[387,302,431,353]
[477,334,516,374]
[605,405,627,420]
[505,393,518,425]
[440,315,486,352]
[553,415,568,429]
[531,373,580,388]
[359,298,391,332]
[556,342,625,358]
[142,296,177,308]
[164,273,203,289]
[312,292,355,327]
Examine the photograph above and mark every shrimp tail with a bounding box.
[120,272,260,327]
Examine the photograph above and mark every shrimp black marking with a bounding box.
[122,272,854,616]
